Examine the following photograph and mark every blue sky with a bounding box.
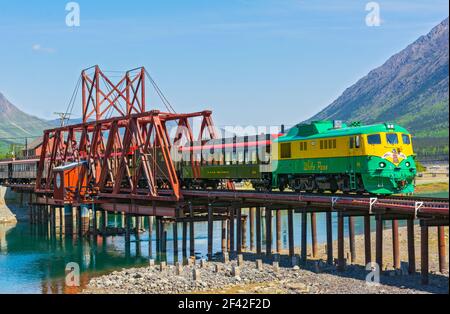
[0,0,448,127]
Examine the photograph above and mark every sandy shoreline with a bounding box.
[83,225,449,294]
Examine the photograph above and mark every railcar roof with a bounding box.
[276,121,410,142]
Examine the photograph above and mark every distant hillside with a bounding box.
[0,92,51,156]
[307,18,449,160]
[47,118,85,127]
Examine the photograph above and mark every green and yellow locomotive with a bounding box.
[177,120,417,195]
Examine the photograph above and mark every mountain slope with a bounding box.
[307,18,449,142]
[0,92,51,141]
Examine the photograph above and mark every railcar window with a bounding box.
[225,152,232,165]
[386,133,399,145]
[320,141,324,150]
[368,134,381,145]
[355,136,361,148]
[333,139,337,149]
[402,134,411,145]
[280,143,291,159]
[349,137,354,149]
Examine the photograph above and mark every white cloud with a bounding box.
[32,44,56,54]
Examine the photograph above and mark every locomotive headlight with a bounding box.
[405,161,411,167]
[379,162,386,168]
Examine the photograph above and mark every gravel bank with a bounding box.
[83,258,448,294]
[83,225,449,294]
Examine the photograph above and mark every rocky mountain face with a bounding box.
[0,92,51,143]
[307,18,449,158]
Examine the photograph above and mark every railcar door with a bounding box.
[348,135,361,190]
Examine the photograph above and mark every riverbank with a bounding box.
[83,225,449,294]
[0,187,17,224]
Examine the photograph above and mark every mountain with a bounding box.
[0,92,51,142]
[307,18,449,158]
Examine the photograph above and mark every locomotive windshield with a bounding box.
[402,134,411,145]
[386,133,399,145]
[367,134,381,144]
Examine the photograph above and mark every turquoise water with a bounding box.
[0,190,448,294]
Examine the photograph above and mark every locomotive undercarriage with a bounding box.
[276,173,365,194]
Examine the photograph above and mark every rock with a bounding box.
[232,265,240,277]
[192,269,201,281]
[237,254,244,266]
[273,261,279,273]
[256,259,263,270]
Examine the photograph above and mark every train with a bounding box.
[0,120,417,196]
[177,120,417,195]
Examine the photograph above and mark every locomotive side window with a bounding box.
[402,134,411,145]
[299,142,308,151]
[367,134,381,145]
[280,143,291,159]
[350,136,361,149]
[386,133,399,145]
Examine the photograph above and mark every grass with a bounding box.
[415,181,449,194]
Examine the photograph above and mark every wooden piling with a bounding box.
[265,208,272,257]
[182,221,187,257]
[421,225,429,285]
[64,204,73,236]
[287,208,295,258]
[326,211,333,265]
[256,207,262,256]
[276,209,282,254]
[311,212,318,258]
[407,219,416,274]
[438,226,447,273]
[348,216,356,263]
[173,222,179,262]
[236,207,242,254]
[189,203,195,257]
[242,215,248,250]
[337,210,345,271]
[102,211,108,234]
[221,219,227,252]
[229,208,235,254]
[135,216,141,256]
[376,215,383,271]
[76,207,82,237]
[161,222,168,262]
[249,208,255,251]
[364,215,372,265]
[207,204,214,259]
[155,217,161,260]
[301,210,307,262]
[392,219,400,270]
[226,219,230,251]
[125,214,131,243]
[148,216,154,258]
